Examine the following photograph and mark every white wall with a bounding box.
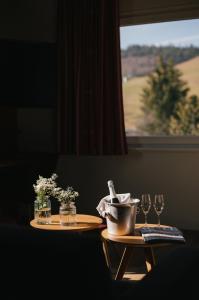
[56,152,199,231]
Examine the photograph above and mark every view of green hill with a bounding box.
[123,56,199,134]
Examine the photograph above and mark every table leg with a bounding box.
[115,246,133,280]
[144,247,156,272]
[102,238,111,268]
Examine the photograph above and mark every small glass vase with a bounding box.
[59,201,76,226]
[34,196,51,225]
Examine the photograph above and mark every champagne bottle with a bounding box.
[108,180,120,203]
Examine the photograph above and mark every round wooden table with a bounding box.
[101,223,172,280]
[30,214,103,232]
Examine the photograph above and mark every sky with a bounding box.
[120,19,199,50]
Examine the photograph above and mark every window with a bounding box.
[120,19,199,149]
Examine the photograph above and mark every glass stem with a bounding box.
[158,215,160,226]
[145,214,147,225]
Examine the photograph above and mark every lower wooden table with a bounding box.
[30,214,103,232]
[101,223,172,280]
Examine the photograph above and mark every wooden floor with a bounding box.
[114,269,146,281]
[107,228,199,281]
[123,272,145,281]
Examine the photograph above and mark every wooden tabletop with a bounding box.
[30,214,103,232]
[101,223,171,247]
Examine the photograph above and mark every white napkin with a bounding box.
[96,193,131,218]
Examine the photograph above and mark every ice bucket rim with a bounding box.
[105,198,140,207]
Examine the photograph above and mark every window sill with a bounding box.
[127,136,199,151]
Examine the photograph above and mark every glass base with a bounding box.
[36,218,52,225]
[59,202,76,226]
[60,214,76,226]
[35,208,51,225]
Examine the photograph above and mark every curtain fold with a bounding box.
[57,0,127,155]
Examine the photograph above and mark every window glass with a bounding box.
[120,19,199,137]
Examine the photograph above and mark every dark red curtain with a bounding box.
[57,0,127,155]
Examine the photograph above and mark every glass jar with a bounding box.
[59,201,76,226]
[34,196,51,224]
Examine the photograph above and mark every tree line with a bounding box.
[121,45,199,65]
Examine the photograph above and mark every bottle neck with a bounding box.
[109,186,117,199]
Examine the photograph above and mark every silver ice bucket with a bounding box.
[105,199,140,236]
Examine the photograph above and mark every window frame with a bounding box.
[119,1,199,150]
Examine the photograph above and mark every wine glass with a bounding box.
[153,194,164,226]
[141,194,151,225]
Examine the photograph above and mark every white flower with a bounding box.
[53,186,79,204]
[33,173,79,206]
[33,173,58,201]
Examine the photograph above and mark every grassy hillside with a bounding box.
[123,56,199,132]
[178,56,199,96]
